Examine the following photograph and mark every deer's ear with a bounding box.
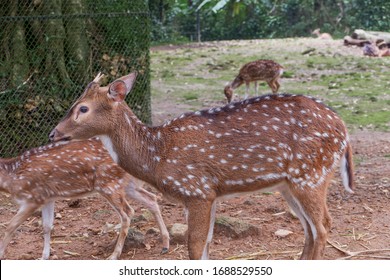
[108,72,137,102]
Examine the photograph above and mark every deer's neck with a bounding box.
[101,106,163,186]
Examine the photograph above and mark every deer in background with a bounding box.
[50,72,354,260]
[0,138,169,260]
[224,60,284,103]
[312,28,333,40]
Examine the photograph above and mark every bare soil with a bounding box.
[1,40,390,260]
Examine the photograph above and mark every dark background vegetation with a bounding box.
[149,0,390,43]
[0,0,150,157]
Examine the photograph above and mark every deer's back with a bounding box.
[156,94,348,199]
[239,60,282,81]
[6,139,129,202]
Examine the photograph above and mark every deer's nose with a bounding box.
[48,129,57,142]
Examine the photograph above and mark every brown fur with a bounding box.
[50,73,354,260]
[0,138,169,260]
[312,28,333,40]
[224,60,283,103]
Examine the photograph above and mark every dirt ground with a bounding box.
[1,123,389,261]
[1,41,390,261]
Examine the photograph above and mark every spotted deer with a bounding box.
[49,72,354,260]
[0,138,169,260]
[224,60,284,103]
[312,28,333,40]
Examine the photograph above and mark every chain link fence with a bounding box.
[0,0,150,157]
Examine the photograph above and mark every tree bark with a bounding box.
[63,0,89,83]
[9,0,29,87]
[343,36,369,47]
[42,0,70,85]
[352,29,390,44]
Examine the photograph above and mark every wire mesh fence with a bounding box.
[0,0,150,157]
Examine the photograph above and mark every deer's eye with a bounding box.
[79,106,89,113]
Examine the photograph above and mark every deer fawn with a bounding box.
[312,28,333,40]
[224,60,284,103]
[50,72,354,260]
[0,138,169,260]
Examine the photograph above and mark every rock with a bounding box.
[123,228,145,250]
[169,223,188,244]
[131,209,153,223]
[55,213,62,219]
[214,216,259,239]
[274,229,293,238]
[68,199,82,208]
[146,227,160,235]
[20,253,35,260]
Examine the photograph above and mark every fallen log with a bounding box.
[352,29,390,44]
[343,35,370,47]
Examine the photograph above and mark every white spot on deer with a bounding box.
[262,126,268,131]
[220,159,227,164]
[153,156,161,162]
[208,155,215,159]
[232,166,238,170]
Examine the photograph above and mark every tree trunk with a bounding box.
[343,36,369,47]
[42,0,70,85]
[63,0,89,83]
[352,29,390,44]
[9,0,29,87]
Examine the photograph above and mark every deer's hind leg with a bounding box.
[101,191,134,260]
[0,202,40,259]
[283,179,330,260]
[124,180,169,254]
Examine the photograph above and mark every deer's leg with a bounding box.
[0,202,39,259]
[281,188,314,259]
[125,182,169,254]
[102,192,133,260]
[41,201,55,260]
[273,79,280,93]
[186,200,215,260]
[267,80,277,94]
[254,81,258,96]
[244,82,250,99]
[290,185,329,260]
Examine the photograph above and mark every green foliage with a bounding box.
[0,0,150,157]
[149,0,390,43]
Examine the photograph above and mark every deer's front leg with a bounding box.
[186,200,216,260]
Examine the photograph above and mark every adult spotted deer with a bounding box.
[50,72,354,260]
[224,60,283,103]
[0,138,169,260]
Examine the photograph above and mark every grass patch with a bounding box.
[182,92,199,101]
[151,38,390,131]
